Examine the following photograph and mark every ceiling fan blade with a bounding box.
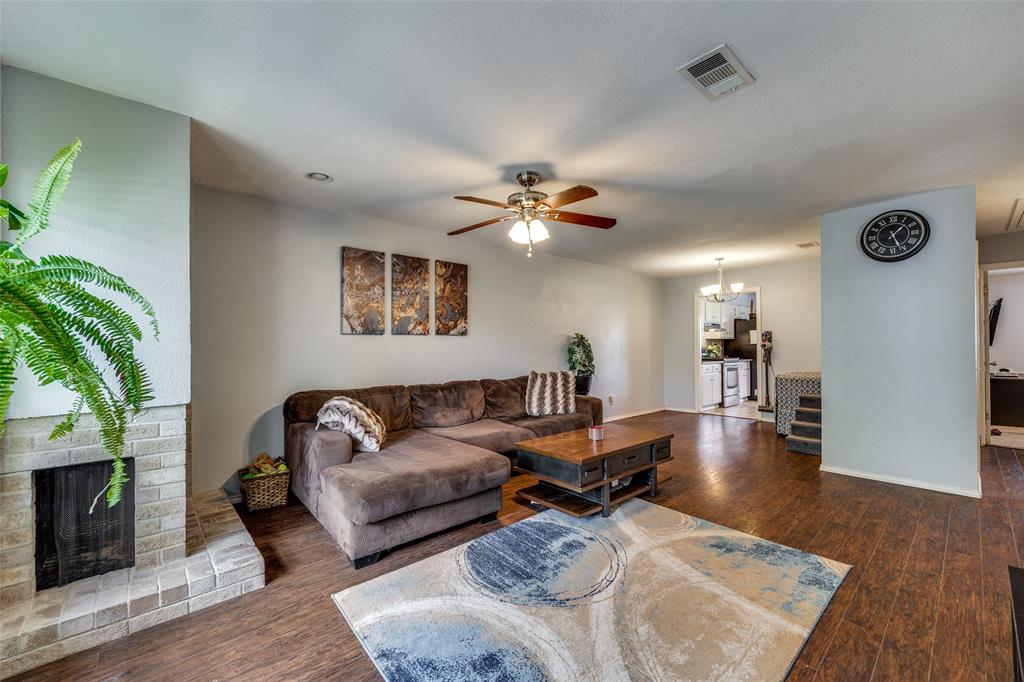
[454,195,511,209]
[540,185,598,209]
[547,210,616,229]
[447,215,513,236]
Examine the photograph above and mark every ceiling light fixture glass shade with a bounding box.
[508,219,550,245]
[701,258,743,302]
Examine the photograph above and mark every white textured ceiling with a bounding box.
[2,1,1022,276]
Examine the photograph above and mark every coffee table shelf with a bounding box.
[519,477,653,518]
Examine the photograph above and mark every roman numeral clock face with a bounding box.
[860,210,930,262]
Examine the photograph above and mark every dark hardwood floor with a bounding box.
[13,410,1019,681]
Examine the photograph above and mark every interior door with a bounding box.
[978,264,991,446]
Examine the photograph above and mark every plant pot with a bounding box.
[575,375,593,396]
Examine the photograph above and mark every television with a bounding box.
[990,297,1003,346]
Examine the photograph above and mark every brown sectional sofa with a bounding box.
[283,376,603,567]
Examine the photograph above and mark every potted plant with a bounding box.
[0,140,157,510]
[567,332,595,395]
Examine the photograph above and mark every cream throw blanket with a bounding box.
[316,396,387,452]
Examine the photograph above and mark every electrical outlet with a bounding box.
[607,395,615,406]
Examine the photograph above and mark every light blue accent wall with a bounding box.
[821,186,978,495]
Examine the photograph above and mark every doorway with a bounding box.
[694,288,764,420]
[980,261,1024,448]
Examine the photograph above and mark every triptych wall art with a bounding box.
[340,247,386,335]
[391,254,430,335]
[340,247,468,336]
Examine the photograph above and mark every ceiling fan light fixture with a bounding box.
[508,219,549,245]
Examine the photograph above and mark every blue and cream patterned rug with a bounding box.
[333,499,849,681]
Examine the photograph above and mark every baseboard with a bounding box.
[663,406,700,414]
[605,407,671,422]
[818,465,981,499]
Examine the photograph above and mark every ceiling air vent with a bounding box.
[678,44,754,101]
[1006,196,1024,232]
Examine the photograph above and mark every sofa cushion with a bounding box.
[284,385,413,432]
[526,371,576,416]
[422,418,536,454]
[508,412,592,438]
[318,430,509,525]
[407,380,486,428]
[481,376,529,419]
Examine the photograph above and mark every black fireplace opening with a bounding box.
[35,459,135,590]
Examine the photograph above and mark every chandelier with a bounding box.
[700,258,744,303]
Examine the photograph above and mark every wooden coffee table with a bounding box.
[514,423,673,518]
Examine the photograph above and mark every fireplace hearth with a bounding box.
[34,460,136,590]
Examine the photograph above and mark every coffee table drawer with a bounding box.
[580,462,603,486]
[517,451,599,488]
[654,440,671,461]
[606,446,652,477]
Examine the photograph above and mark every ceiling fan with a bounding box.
[449,170,616,257]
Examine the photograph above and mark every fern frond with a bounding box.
[4,255,158,336]
[13,140,81,249]
[49,396,84,441]
[105,456,130,508]
[0,336,20,439]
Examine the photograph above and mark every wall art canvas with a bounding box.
[435,260,468,336]
[341,247,385,335]
[391,254,430,335]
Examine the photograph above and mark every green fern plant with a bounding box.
[567,332,595,376]
[0,140,158,510]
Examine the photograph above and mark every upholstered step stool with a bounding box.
[786,394,821,455]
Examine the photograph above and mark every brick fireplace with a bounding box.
[0,405,264,678]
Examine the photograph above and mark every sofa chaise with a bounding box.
[283,376,603,567]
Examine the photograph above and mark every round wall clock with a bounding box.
[859,210,930,262]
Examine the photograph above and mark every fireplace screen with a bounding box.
[35,459,135,590]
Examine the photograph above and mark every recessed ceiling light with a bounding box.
[304,172,333,183]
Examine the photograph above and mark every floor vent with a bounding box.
[679,44,754,101]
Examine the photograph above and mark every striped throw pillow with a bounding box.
[316,396,387,452]
[525,371,576,417]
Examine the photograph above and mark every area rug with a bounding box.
[333,499,849,681]
[992,426,1024,450]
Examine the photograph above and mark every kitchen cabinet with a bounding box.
[703,301,735,340]
[739,361,751,399]
[701,363,723,408]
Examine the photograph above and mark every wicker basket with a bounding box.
[237,464,290,512]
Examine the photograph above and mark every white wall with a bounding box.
[989,271,1024,373]
[191,187,664,492]
[0,67,191,417]
[662,258,821,411]
[821,186,978,496]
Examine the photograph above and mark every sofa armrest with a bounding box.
[574,395,604,426]
[285,422,354,513]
